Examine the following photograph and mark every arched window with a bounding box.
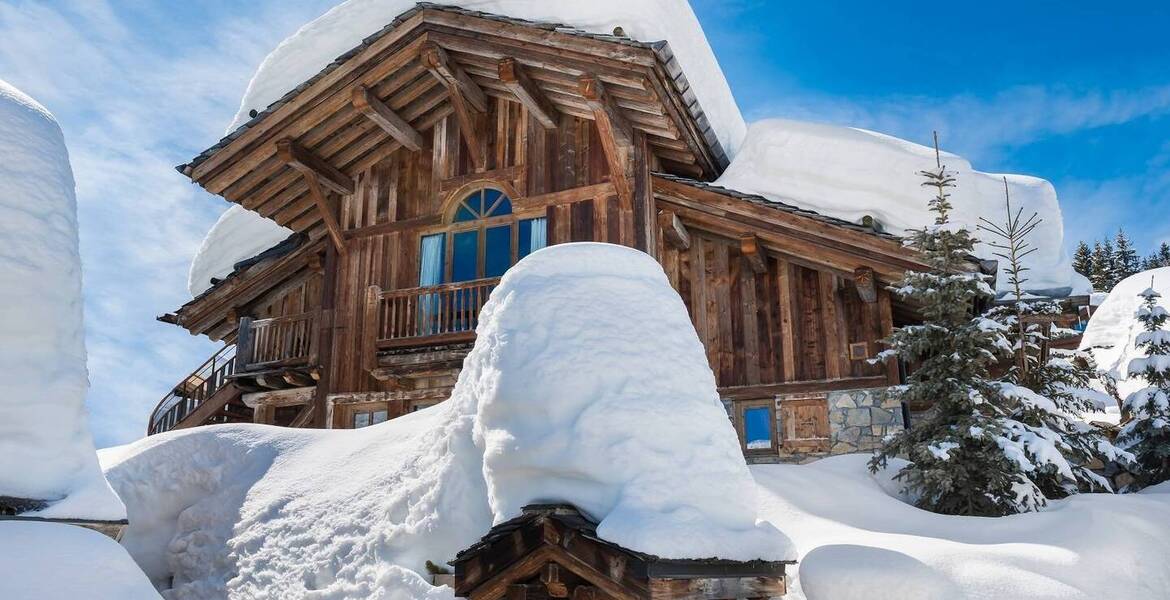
[418,187,546,287]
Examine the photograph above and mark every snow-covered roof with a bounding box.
[1081,267,1170,396]
[0,79,125,520]
[716,119,1081,297]
[187,205,295,297]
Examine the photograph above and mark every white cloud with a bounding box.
[0,0,333,446]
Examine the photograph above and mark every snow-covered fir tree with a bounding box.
[1143,242,1170,270]
[979,182,1129,498]
[1114,229,1141,281]
[1073,241,1093,279]
[870,138,1046,517]
[1090,240,1117,292]
[1117,284,1170,489]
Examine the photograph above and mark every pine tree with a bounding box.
[1144,243,1170,270]
[1114,229,1141,281]
[1090,240,1116,292]
[1117,282,1170,489]
[980,185,1129,498]
[1073,241,1093,279]
[870,134,1042,516]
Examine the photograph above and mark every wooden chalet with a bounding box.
[449,504,791,600]
[152,3,931,461]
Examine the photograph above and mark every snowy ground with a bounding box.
[0,521,160,599]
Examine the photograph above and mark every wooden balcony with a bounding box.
[367,278,500,350]
[237,311,319,372]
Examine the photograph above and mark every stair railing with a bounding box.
[147,344,237,435]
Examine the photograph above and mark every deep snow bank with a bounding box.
[756,455,1170,600]
[228,0,744,156]
[104,243,787,596]
[187,205,293,296]
[1081,267,1170,397]
[0,79,123,520]
[716,119,1079,297]
[463,243,792,560]
[0,521,160,600]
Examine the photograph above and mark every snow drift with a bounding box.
[0,521,160,600]
[716,119,1079,297]
[0,79,123,521]
[187,205,293,296]
[103,243,788,597]
[1081,267,1170,397]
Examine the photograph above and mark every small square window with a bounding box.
[742,405,774,451]
[372,410,389,425]
[849,342,869,360]
[353,412,371,429]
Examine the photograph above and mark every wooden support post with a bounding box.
[740,233,767,274]
[540,564,569,598]
[499,57,558,129]
[658,210,690,250]
[236,316,254,373]
[351,85,425,151]
[579,75,634,209]
[854,266,877,304]
[362,285,381,384]
[304,172,348,258]
[275,138,354,196]
[312,245,338,428]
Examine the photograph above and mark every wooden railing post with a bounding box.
[363,285,382,380]
[236,316,254,373]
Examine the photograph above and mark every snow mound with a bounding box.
[0,79,124,521]
[0,521,160,600]
[228,0,744,156]
[187,205,292,297]
[1081,267,1170,397]
[716,119,1077,297]
[462,243,793,560]
[756,455,1170,600]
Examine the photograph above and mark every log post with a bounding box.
[236,316,254,373]
[362,285,382,384]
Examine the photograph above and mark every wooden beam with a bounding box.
[420,41,488,112]
[304,172,348,257]
[719,376,888,401]
[658,210,691,250]
[540,564,568,598]
[351,85,425,151]
[854,266,878,304]
[275,138,354,196]
[740,233,767,274]
[579,74,633,207]
[498,57,558,129]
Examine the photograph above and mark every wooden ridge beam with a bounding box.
[740,233,767,274]
[659,210,691,250]
[350,85,425,151]
[276,138,354,196]
[579,74,634,207]
[498,57,558,129]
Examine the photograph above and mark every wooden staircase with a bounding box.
[148,344,252,435]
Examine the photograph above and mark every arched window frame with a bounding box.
[417,181,546,286]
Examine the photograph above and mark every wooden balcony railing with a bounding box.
[237,311,318,372]
[148,344,237,435]
[367,277,500,349]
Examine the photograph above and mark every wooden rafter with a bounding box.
[275,138,354,196]
[579,74,634,206]
[420,41,487,170]
[498,57,558,129]
[351,85,425,151]
[658,210,691,250]
[740,233,767,274]
[303,172,347,257]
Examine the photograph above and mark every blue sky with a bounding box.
[1,0,1167,447]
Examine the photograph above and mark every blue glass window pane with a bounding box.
[452,230,478,282]
[485,225,511,277]
[518,217,547,259]
[482,189,501,213]
[454,202,478,222]
[743,407,772,449]
[487,195,511,217]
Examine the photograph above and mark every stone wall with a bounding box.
[827,388,904,455]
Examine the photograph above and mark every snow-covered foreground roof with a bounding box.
[228,0,744,156]
[1081,267,1170,397]
[717,119,1087,297]
[0,521,160,600]
[0,79,124,521]
[187,205,294,296]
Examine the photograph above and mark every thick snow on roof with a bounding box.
[0,79,124,521]
[717,119,1079,297]
[228,0,745,155]
[0,521,160,600]
[1081,267,1170,397]
[187,205,293,297]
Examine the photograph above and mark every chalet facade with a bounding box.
[152,4,930,462]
